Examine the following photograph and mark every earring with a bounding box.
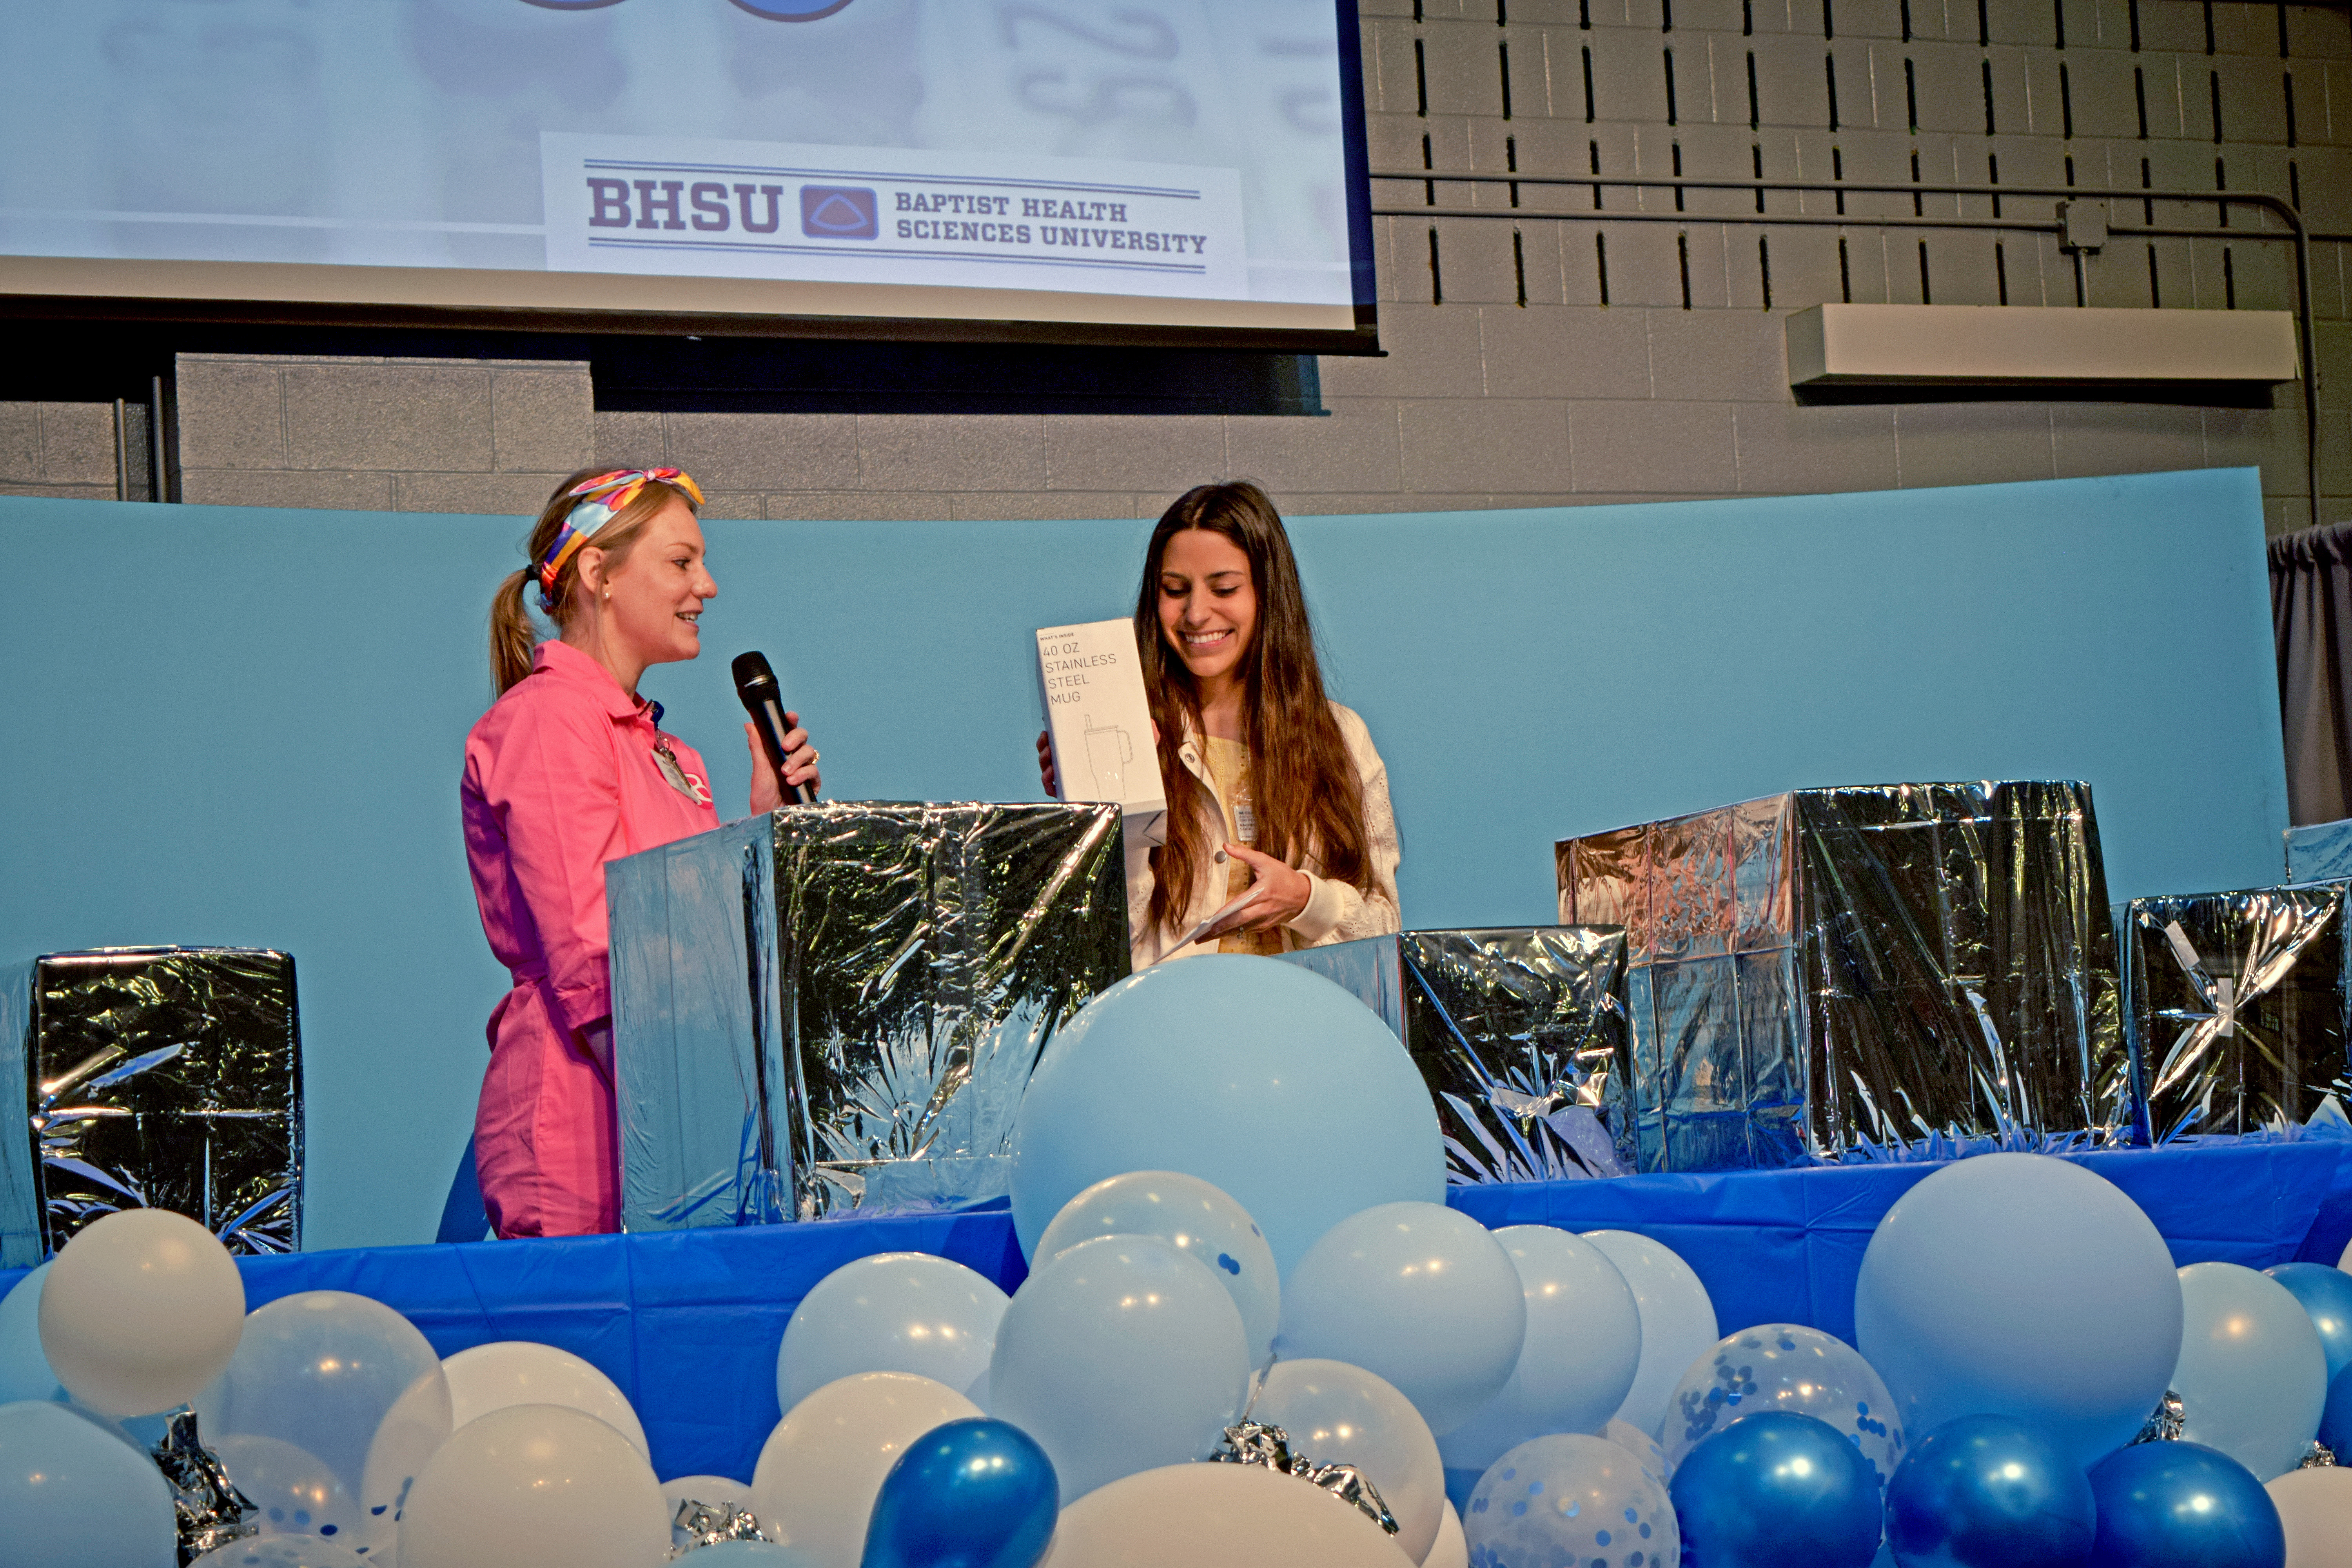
[602,585,610,602]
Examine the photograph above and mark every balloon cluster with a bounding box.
[7,963,2352,1568]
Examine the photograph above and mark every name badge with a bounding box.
[652,744,711,805]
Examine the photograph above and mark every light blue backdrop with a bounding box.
[0,468,2288,1250]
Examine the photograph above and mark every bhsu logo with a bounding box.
[799,186,878,241]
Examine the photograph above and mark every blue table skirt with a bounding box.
[9,1140,2348,1485]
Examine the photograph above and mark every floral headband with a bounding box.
[538,468,706,608]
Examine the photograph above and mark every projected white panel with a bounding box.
[0,0,1368,345]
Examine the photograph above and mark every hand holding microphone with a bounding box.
[734,651,819,808]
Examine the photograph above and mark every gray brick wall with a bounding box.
[0,401,143,501]
[14,3,2348,535]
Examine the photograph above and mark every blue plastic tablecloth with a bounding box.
[8,1139,2346,1484]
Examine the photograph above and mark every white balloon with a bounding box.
[1037,1171,1282,1368]
[441,1340,647,1456]
[750,1371,980,1568]
[663,1474,755,1551]
[777,1253,1008,1412]
[196,1290,452,1558]
[397,1403,669,1568]
[2174,1263,2328,1482]
[1581,1230,1717,1437]
[692,1545,824,1565]
[2269,1466,2352,1568]
[1042,1461,1415,1566]
[1436,1226,1643,1471]
[0,1399,178,1568]
[0,1265,63,1405]
[1424,1501,1467,1568]
[191,1536,371,1568]
[40,1210,245,1416]
[1253,1359,1446,1564]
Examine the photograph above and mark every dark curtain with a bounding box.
[2272,520,2352,825]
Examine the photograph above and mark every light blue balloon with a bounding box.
[1034,1171,1280,1368]
[987,1234,1250,1502]
[0,1265,64,1405]
[1853,1154,2183,1469]
[690,1545,823,1565]
[2172,1261,2327,1482]
[1437,1225,1643,1472]
[0,1399,178,1568]
[1277,1201,1527,1436]
[1661,1325,1905,1494]
[1009,957,1444,1279]
[777,1252,1009,1412]
[191,1535,370,1567]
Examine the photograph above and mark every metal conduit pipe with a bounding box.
[1372,169,2323,529]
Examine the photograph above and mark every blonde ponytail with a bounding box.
[489,568,537,697]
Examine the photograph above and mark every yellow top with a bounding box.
[1202,735,1282,955]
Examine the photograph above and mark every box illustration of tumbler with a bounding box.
[1556,782,2128,1173]
[2123,884,2352,1141]
[1037,619,1166,820]
[609,800,1128,1231]
[0,947,303,1268]
[1275,928,1633,1185]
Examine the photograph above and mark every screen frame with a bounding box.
[0,2,1382,356]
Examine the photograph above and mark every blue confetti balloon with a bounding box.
[1463,1432,1676,1568]
[860,1418,1056,1568]
[2264,1263,2352,1385]
[2085,1441,2284,1568]
[1884,1414,2094,1568]
[1669,1412,1882,1568]
[1660,1324,1904,1495]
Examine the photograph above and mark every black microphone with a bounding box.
[732,651,814,806]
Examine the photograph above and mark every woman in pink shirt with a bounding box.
[462,467,819,1238]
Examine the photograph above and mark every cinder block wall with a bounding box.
[5,0,2346,534]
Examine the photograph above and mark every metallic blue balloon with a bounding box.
[860,1418,1057,1568]
[2265,1263,2352,1384]
[1669,1412,1882,1568]
[1885,1414,2094,1568]
[2085,1442,2284,1568]
[2325,1362,2352,1454]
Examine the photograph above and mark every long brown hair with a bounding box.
[488,467,690,695]
[1136,481,1372,939]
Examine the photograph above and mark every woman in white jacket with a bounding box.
[1042,481,1401,969]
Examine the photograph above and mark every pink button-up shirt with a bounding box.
[461,639,722,1236]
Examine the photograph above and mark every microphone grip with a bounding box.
[750,693,814,807]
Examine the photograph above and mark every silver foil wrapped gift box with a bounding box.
[0,947,303,1268]
[2124,885,2352,1141]
[1274,929,1633,1184]
[1556,782,2129,1173]
[608,801,1127,1230]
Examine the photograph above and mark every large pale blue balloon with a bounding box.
[1463,1433,1677,1568]
[1661,1325,1904,1494]
[1437,1225,1642,1471]
[2086,1441,2285,1568]
[1884,1414,2094,1568]
[1670,1411,1882,1568]
[1277,1201,1527,1436]
[2172,1263,2327,1483]
[0,1399,178,1567]
[1853,1154,2183,1469]
[0,1266,62,1405]
[1008,957,1444,1279]
[1035,1171,1280,1368]
[2263,1263,2352,1384]
[987,1235,1250,1502]
[777,1253,1009,1411]
[1582,1230,1719,1439]
[861,1417,1056,1568]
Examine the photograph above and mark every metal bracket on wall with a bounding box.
[1372,169,2326,530]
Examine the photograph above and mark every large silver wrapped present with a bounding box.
[608,801,1127,1230]
[0,947,303,1268]
[1275,929,1632,1183]
[2124,885,2352,1140]
[1556,782,2128,1173]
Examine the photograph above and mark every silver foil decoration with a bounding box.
[1557,782,2126,1173]
[2302,1441,2339,1468]
[2132,1390,2186,1444]
[152,1408,259,1565]
[1214,1421,1400,1536]
[2123,886,2352,1142]
[609,802,1127,1228]
[1276,929,1631,1183]
[0,948,303,1267]
[671,1497,775,1554]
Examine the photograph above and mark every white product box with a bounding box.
[1037,619,1166,819]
